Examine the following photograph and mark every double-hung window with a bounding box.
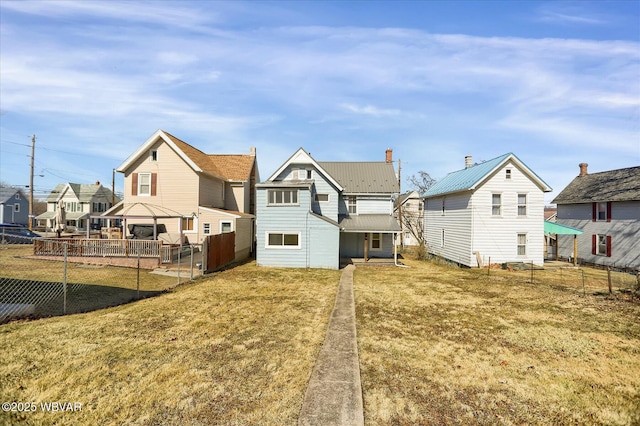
[268,189,298,206]
[348,196,357,215]
[138,173,151,196]
[370,233,382,251]
[517,194,527,216]
[517,233,527,256]
[492,194,502,216]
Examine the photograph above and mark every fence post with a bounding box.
[190,245,194,281]
[137,252,141,300]
[607,266,612,295]
[177,245,181,285]
[63,242,68,315]
[531,261,534,284]
[582,269,586,296]
[488,256,491,276]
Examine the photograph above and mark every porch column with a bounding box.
[364,233,369,262]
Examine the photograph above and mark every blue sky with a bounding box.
[1,0,638,203]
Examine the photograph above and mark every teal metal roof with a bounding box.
[422,153,551,198]
[544,221,583,235]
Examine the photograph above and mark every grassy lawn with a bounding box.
[355,258,640,425]
[0,262,340,425]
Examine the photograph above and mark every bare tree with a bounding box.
[398,171,436,250]
[406,171,435,194]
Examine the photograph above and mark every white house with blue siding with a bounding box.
[423,153,552,267]
[256,148,401,269]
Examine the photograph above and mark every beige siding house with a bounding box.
[109,130,258,260]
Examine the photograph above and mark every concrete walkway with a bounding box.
[298,264,364,426]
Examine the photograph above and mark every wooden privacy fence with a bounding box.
[34,238,168,261]
[205,232,235,273]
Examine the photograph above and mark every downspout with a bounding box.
[394,231,409,268]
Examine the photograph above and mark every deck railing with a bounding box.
[34,238,167,261]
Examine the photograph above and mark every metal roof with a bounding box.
[318,162,399,194]
[338,214,401,233]
[552,166,640,204]
[544,221,583,235]
[423,153,551,198]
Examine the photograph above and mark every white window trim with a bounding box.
[150,150,158,161]
[265,231,301,249]
[203,223,211,235]
[370,233,382,251]
[517,233,527,257]
[517,193,527,217]
[138,172,152,196]
[267,189,299,206]
[14,203,20,212]
[219,220,233,233]
[315,193,330,202]
[492,193,502,217]
[347,196,357,215]
[181,216,197,233]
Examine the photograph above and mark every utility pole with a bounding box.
[397,158,403,248]
[111,168,115,207]
[29,134,35,230]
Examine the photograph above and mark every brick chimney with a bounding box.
[465,155,473,169]
[250,146,256,156]
[579,163,588,177]
[385,148,393,163]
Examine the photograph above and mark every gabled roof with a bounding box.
[552,166,640,204]
[423,153,551,198]
[118,130,256,182]
[318,162,398,194]
[46,183,118,203]
[0,187,26,203]
[267,148,344,191]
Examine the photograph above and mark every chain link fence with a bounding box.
[1,235,203,323]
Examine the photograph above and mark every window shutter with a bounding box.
[606,235,612,257]
[131,173,138,196]
[592,203,597,222]
[592,235,597,255]
[606,202,612,222]
[151,173,157,196]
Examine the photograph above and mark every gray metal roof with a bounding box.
[338,214,401,233]
[552,166,640,204]
[0,187,26,203]
[318,162,398,194]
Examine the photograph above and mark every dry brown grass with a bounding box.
[355,258,640,425]
[0,262,340,425]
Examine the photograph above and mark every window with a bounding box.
[268,189,298,205]
[315,193,329,202]
[441,229,445,247]
[492,194,502,216]
[517,233,527,256]
[203,223,211,235]
[371,233,381,250]
[182,217,194,231]
[266,232,300,248]
[307,169,313,179]
[518,194,527,216]
[294,168,311,180]
[441,197,445,215]
[597,202,607,221]
[220,221,232,233]
[15,193,20,200]
[506,169,512,180]
[348,196,357,215]
[14,203,20,212]
[151,150,158,161]
[138,173,151,196]
[594,234,612,257]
